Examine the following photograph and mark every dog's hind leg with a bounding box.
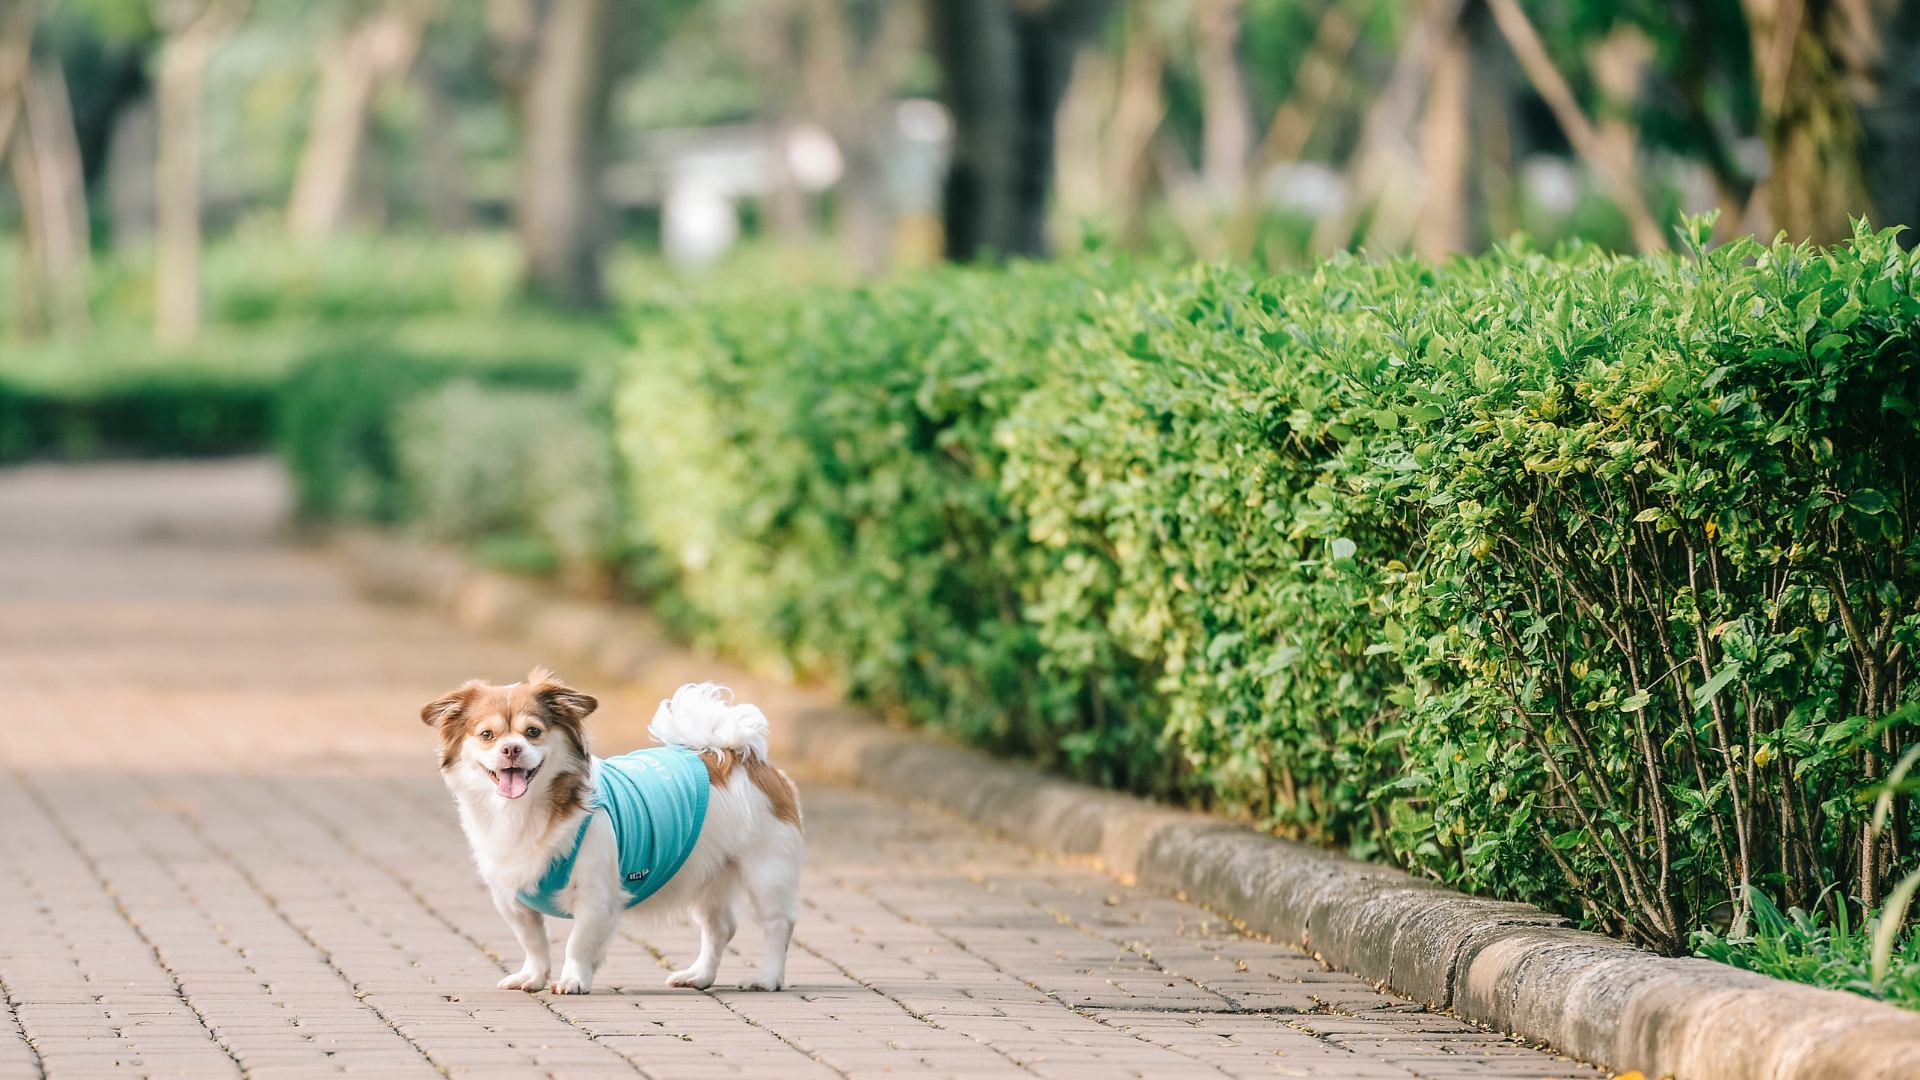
[738,840,800,991]
[667,871,738,989]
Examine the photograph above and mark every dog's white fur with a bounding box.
[433,679,803,995]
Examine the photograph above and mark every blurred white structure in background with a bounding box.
[784,124,845,191]
[884,99,951,216]
[1521,156,1579,217]
[1261,161,1346,218]
[604,100,951,266]
[662,183,739,264]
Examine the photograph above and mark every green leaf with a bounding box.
[1620,690,1652,713]
[1829,295,1862,330]
[1812,333,1850,359]
[1329,537,1357,559]
[1690,661,1744,712]
[1867,275,1895,310]
[1848,489,1889,515]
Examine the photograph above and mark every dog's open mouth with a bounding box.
[486,765,538,799]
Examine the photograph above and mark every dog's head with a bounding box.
[421,667,596,801]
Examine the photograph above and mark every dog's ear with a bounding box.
[421,681,485,727]
[527,668,597,723]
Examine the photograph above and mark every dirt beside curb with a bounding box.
[333,527,1920,1080]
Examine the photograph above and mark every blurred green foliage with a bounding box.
[1,231,618,497]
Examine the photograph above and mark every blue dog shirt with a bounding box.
[518,745,711,919]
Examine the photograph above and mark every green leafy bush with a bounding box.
[615,222,1920,960]
[619,263,1177,786]
[1373,222,1920,952]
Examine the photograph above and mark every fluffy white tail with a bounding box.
[649,683,770,762]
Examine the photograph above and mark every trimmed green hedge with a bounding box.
[0,377,275,462]
[274,319,628,584]
[619,263,1182,789]
[277,345,579,521]
[619,222,1920,957]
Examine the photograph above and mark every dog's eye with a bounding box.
[478,730,494,741]
[525,727,541,739]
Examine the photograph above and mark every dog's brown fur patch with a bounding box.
[543,770,593,837]
[746,758,803,831]
[695,749,799,830]
[701,748,738,786]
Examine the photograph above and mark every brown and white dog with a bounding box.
[421,671,803,994]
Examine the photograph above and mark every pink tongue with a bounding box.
[496,768,530,799]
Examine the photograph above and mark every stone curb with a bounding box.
[332,528,1920,1080]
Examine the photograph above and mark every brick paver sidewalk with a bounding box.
[0,460,1605,1080]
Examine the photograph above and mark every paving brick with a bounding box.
[0,460,1609,1080]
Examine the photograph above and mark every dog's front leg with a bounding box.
[494,892,551,991]
[551,894,619,995]
[550,815,621,994]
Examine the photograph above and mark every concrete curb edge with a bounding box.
[332,528,1920,1080]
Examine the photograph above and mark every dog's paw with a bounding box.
[498,969,547,991]
[737,976,782,992]
[547,972,592,995]
[665,967,716,989]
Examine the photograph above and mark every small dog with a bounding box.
[421,670,803,994]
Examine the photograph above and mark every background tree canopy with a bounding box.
[3,0,1917,331]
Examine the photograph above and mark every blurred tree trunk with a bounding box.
[929,0,1113,260]
[730,0,812,240]
[1105,5,1165,249]
[153,0,246,345]
[1741,0,1878,243]
[1670,0,1757,244]
[11,65,91,336]
[1484,0,1666,252]
[0,0,35,336]
[1313,0,1465,254]
[801,0,919,275]
[1225,0,1360,258]
[1465,3,1516,248]
[416,61,471,232]
[1413,28,1467,258]
[107,98,159,251]
[0,0,30,161]
[1587,24,1654,243]
[491,0,618,307]
[1193,0,1250,202]
[1050,46,1111,231]
[1153,132,1219,256]
[286,0,428,239]
[1855,0,1920,246]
